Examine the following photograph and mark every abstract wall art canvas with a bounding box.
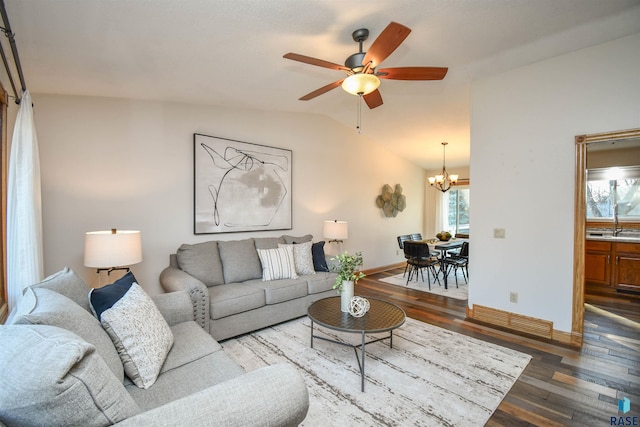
[194,133,292,234]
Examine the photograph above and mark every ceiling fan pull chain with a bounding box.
[357,94,362,134]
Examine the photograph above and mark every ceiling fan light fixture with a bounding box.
[341,73,380,96]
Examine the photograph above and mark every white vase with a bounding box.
[340,280,354,312]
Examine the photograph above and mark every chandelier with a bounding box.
[428,142,458,192]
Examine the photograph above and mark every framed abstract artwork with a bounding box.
[193,133,292,234]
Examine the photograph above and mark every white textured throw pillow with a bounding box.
[257,246,298,281]
[279,241,316,275]
[89,275,174,390]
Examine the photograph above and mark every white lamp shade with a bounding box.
[341,74,380,96]
[323,220,348,240]
[84,229,142,268]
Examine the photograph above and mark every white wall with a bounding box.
[469,33,640,332]
[30,94,424,294]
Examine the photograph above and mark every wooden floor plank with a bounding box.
[495,400,567,427]
[552,371,618,398]
[355,267,640,425]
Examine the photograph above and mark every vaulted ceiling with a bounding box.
[5,0,640,168]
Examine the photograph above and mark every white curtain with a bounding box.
[434,190,449,233]
[7,90,43,310]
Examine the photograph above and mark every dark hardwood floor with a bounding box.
[356,267,640,426]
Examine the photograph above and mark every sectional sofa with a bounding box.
[0,267,309,426]
[160,234,338,341]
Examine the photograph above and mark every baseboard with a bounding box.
[466,304,582,346]
[468,304,554,339]
[552,329,583,346]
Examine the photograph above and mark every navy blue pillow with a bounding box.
[312,241,330,272]
[89,272,137,320]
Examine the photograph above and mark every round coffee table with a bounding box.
[307,296,406,392]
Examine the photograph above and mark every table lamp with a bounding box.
[323,220,348,243]
[84,229,142,275]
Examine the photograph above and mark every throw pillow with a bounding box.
[254,236,286,249]
[278,241,315,275]
[10,287,125,383]
[89,272,174,389]
[0,325,140,426]
[312,241,330,272]
[282,234,313,244]
[176,241,225,286]
[29,267,91,312]
[217,238,263,283]
[257,246,298,281]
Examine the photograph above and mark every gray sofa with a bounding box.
[160,235,338,341]
[0,268,309,426]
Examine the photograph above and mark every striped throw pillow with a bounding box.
[257,246,298,281]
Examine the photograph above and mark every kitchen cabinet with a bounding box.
[614,242,640,292]
[585,240,612,286]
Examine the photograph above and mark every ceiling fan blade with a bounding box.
[362,22,411,69]
[363,89,383,109]
[378,67,448,80]
[283,53,349,71]
[299,79,345,101]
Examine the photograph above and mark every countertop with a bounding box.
[586,233,640,243]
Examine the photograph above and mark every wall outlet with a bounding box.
[510,292,518,303]
[494,228,506,239]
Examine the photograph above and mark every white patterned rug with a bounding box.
[222,316,531,426]
[379,271,469,300]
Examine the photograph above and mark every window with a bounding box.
[586,167,640,220]
[446,187,470,235]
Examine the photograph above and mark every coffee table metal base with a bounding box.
[310,320,395,392]
[307,297,405,392]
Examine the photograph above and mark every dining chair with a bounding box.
[441,241,469,287]
[404,241,440,289]
[397,234,412,250]
[397,235,412,277]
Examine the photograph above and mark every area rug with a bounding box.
[379,272,469,300]
[222,316,531,426]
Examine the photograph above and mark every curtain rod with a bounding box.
[0,0,26,104]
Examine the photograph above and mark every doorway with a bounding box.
[572,128,640,345]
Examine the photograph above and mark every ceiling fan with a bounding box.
[283,21,448,109]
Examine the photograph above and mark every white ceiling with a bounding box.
[5,0,640,169]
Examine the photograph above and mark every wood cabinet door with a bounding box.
[615,255,640,291]
[585,251,611,286]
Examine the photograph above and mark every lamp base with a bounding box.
[96,266,131,276]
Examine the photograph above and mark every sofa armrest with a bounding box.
[151,291,194,326]
[115,364,309,427]
[159,266,210,333]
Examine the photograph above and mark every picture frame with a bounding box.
[193,133,292,234]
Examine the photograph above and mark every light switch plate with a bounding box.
[510,292,518,303]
